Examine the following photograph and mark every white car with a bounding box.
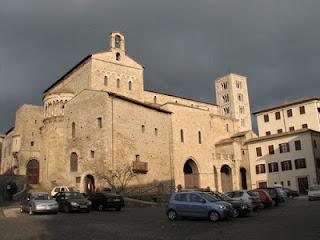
[50,186,72,197]
[308,185,320,201]
[225,190,253,207]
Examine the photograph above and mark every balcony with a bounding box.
[213,153,234,160]
[132,161,148,174]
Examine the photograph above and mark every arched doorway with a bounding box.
[183,159,200,189]
[240,167,248,190]
[84,175,95,194]
[26,159,39,184]
[220,164,233,192]
[213,166,219,191]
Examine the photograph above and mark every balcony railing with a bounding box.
[132,161,148,174]
[213,153,234,160]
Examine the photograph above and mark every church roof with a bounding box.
[107,92,172,114]
[145,89,217,107]
[43,55,92,94]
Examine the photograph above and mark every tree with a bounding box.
[100,163,137,194]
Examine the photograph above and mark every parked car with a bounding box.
[258,188,282,206]
[209,191,251,217]
[284,188,299,198]
[88,192,125,211]
[225,190,262,211]
[252,189,273,208]
[167,191,233,222]
[308,185,320,201]
[20,192,58,215]
[54,191,92,213]
[50,186,73,197]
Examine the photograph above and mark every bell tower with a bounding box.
[109,32,126,52]
[215,73,252,132]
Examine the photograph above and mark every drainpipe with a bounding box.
[281,108,288,132]
[111,96,114,171]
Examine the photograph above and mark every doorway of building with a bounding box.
[26,159,39,184]
[183,159,200,189]
[220,164,233,192]
[297,177,309,194]
[84,175,95,194]
[240,167,248,190]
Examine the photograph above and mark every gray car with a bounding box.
[20,192,59,215]
[167,191,233,222]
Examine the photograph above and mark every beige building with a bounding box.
[0,32,255,194]
[247,98,320,193]
[255,97,320,136]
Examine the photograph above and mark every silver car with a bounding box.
[308,185,320,201]
[20,192,59,215]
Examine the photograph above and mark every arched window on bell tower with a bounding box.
[115,35,121,49]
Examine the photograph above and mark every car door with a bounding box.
[55,192,65,210]
[172,193,189,216]
[188,193,208,217]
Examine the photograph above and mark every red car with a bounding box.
[252,189,273,208]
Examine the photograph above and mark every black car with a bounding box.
[284,188,299,198]
[88,192,125,211]
[208,192,251,218]
[54,191,91,213]
[259,188,281,206]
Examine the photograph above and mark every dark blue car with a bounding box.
[167,191,233,222]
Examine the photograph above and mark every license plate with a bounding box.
[80,205,87,208]
[113,199,120,202]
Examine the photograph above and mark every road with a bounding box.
[0,197,319,240]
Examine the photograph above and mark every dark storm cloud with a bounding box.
[0,0,320,132]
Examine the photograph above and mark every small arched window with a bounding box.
[72,122,76,138]
[117,79,120,88]
[128,81,132,90]
[141,125,145,133]
[104,76,108,86]
[70,152,78,172]
[116,52,121,61]
[154,96,157,104]
[115,35,121,48]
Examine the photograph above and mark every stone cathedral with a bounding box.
[0,32,256,194]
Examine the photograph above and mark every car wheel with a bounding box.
[167,210,177,221]
[209,211,220,222]
[98,204,104,212]
[64,205,70,213]
[232,208,240,218]
[309,197,313,201]
[115,207,121,212]
[29,207,33,215]
[20,206,24,213]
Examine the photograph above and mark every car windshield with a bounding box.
[215,192,232,201]
[32,193,49,200]
[199,193,220,202]
[310,185,320,191]
[64,192,84,199]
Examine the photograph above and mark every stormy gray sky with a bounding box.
[0,0,319,133]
